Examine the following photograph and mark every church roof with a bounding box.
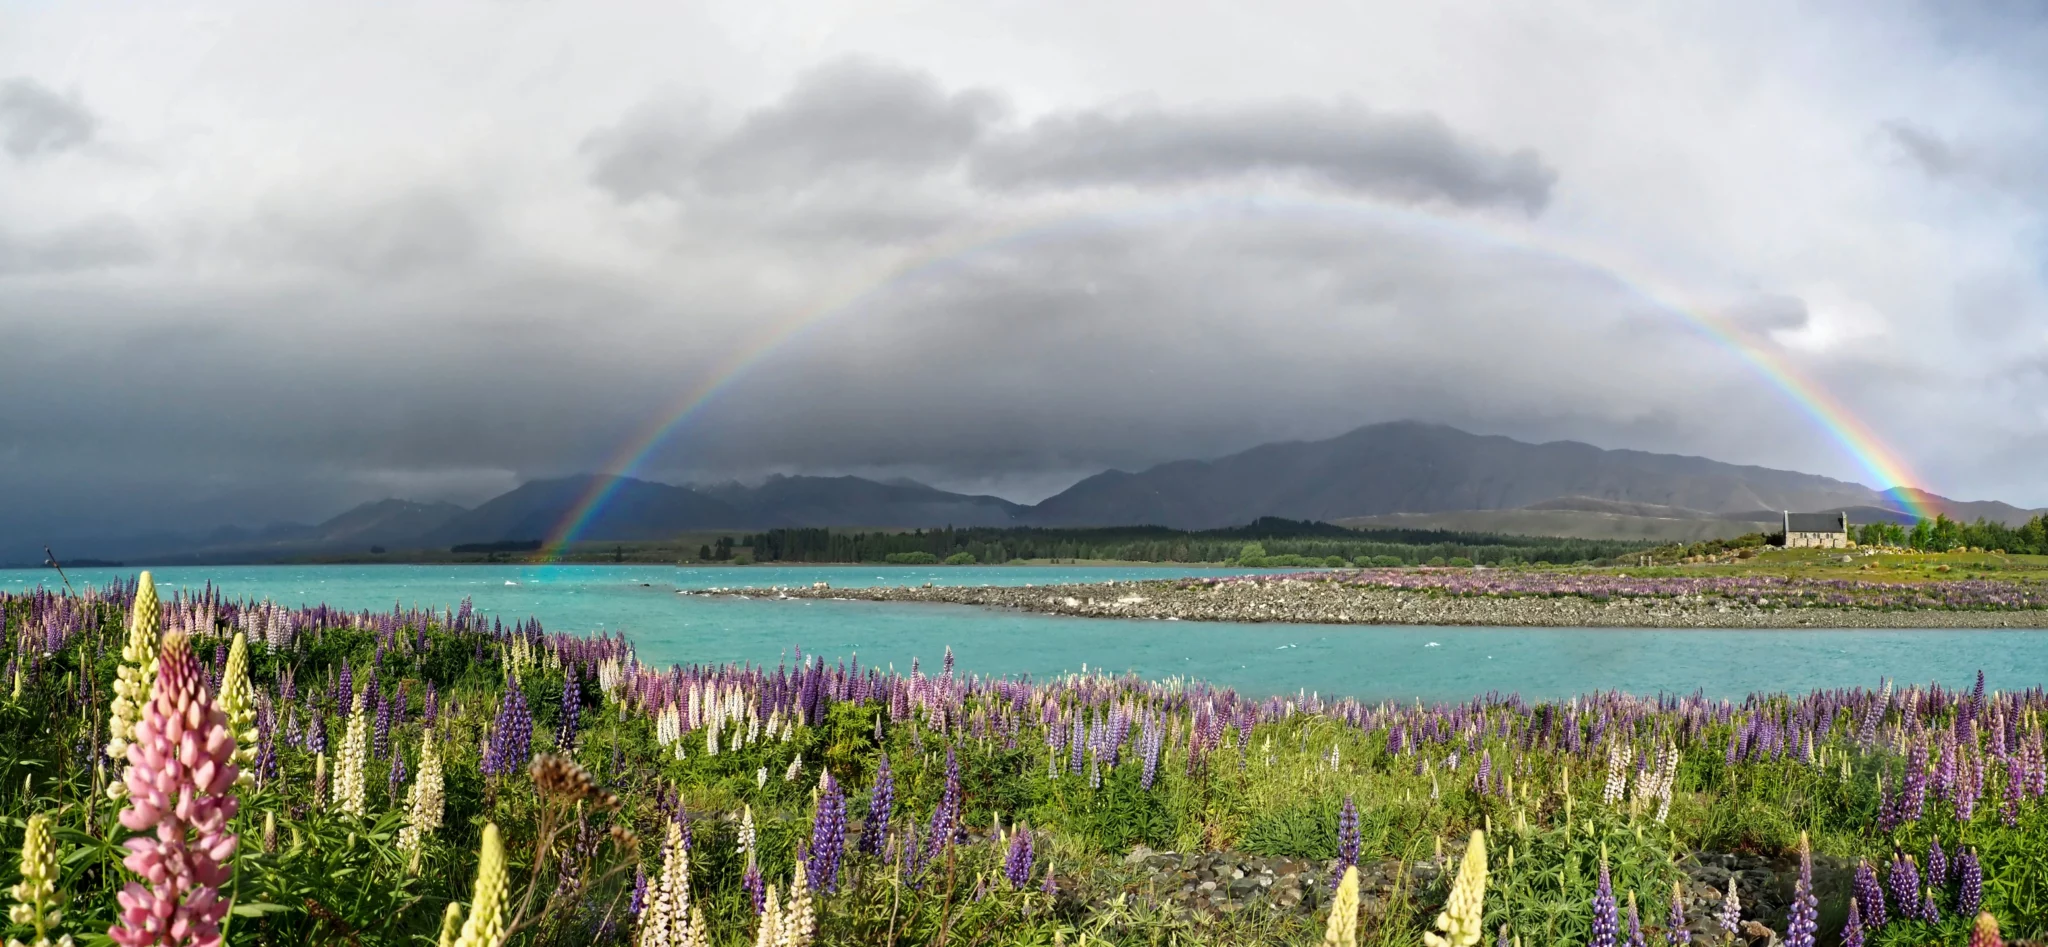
[1786,512,1847,533]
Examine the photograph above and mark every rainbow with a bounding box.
[541,194,1935,557]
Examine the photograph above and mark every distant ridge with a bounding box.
[58,421,2047,561]
[1023,421,1929,530]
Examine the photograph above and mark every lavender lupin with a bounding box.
[1842,898,1865,947]
[1853,858,1886,928]
[556,673,580,750]
[807,770,846,893]
[1330,795,1362,893]
[1591,862,1619,947]
[1928,836,1949,890]
[1665,881,1689,946]
[1003,824,1034,889]
[861,754,894,858]
[1887,853,1920,921]
[1957,847,1983,917]
[1785,834,1817,947]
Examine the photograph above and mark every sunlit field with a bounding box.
[0,574,2038,946]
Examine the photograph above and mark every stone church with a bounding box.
[1781,511,1852,548]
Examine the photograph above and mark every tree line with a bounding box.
[723,519,1654,567]
[1853,514,2048,555]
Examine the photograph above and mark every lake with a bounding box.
[5,563,2041,701]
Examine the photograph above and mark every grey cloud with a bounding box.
[1885,121,1961,177]
[1725,294,1811,333]
[584,64,1554,217]
[585,61,1005,201]
[0,218,150,275]
[0,78,96,158]
[256,190,483,279]
[970,102,1557,213]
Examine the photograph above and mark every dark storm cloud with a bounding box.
[969,102,1558,213]
[584,61,1555,215]
[0,78,96,158]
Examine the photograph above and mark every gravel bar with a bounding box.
[696,577,2048,628]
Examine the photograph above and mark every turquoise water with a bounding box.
[4,564,2041,701]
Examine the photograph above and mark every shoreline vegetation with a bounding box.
[1,574,2040,945]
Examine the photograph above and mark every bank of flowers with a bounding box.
[0,574,2039,945]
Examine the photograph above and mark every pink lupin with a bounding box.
[109,631,240,947]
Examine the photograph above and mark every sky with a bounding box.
[1,0,2045,545]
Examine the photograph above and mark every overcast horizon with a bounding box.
[3,1,2045,545]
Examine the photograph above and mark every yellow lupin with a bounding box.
[1424,830,1487,947]
[217,633,258,784]
[105,572,162,798]
[1322,864,1360,947]
[448,823,507,947]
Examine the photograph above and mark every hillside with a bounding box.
[698,475,1026,529]
[1025,421,1903,529]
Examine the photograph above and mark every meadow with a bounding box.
[0,573,2039,946]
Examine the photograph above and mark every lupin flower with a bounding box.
[105,573,163,798]
[1852,858,1885,928]
[806,771,846,894]
[1970,912,2005,947]
[334,691,370,819]
[743,858,764,916]
[1003,824,1034,889]
[1590,860,1619,947]
[438,823,507,947]
[753,886,781,947]
[386,750,407,807]
[1323,865,1359,947]
[1332,796,1360,892]
[1887,853,1920,920]
[557,673,581,750]
[1715,878,1740,938]
[214,633,257,786]
[1842,896,1864,947]
[781,862,815,947]
[1957,847,1983,917]
[861,755,893,858]
[1665,880,1689,946]
[1423,830,1486,947]
[636,820,691,947]
[9,812,71,947]
[1918,886,1940,924]
[373,693,393,760]
[1785,833,1817,947]
[397,735,445,871]
[481,678,532,777]
[921,747,962,868]
[109,632,239,947]
[1624,893,1646,947]
[1928,836,1949,889]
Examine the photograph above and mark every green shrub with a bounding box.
[885,551,940,564]
[943,551,977,565]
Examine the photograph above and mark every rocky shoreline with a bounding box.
[696,577,2048,628]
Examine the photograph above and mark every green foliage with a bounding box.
[942,551,977,565]
[733,523,1655,567]
[1240,801,1338,859]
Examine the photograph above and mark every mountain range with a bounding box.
[45,421,2045,563]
